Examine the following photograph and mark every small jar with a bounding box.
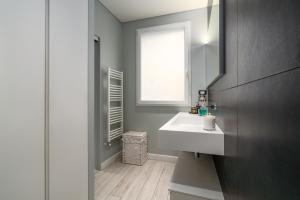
[203,113,216,130]
[191,106,198,114]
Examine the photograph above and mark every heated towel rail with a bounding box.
[107,68,123,146]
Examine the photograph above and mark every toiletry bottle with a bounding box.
[197,103,201,116]
[191,103,198,114]
[197,96,203,116]
[199,105,207,116]
[198,96,207,116]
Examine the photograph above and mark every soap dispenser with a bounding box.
[198,97,207,116]
[198,90,207,116]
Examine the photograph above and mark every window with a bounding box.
[136,22,191,106]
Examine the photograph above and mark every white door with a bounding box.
[0,1,91,199]
[49,0,89,199]
[0,1,46,200]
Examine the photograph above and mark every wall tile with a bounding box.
[210,88,238,200]
[237,68,300,200]
[210,1,300,199]
[237,0,300,84]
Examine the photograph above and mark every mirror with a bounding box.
[205,0,224,87]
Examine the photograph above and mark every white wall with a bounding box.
[0,1,46,200]
[49,0,89,199]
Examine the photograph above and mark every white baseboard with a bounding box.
[148,153,178,163]
[101,152,178,170]
[101,151,121,170]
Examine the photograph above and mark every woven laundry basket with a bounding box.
[122,131,148,166]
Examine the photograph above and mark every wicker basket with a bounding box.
[122,131,148,166]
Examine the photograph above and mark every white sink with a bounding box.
[158,112,224,155]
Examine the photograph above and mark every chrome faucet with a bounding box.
[207,104,217,110]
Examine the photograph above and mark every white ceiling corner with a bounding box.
[98,0,210,22]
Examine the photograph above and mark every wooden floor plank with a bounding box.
[95,160,175,200]
[109,164,143,197]
[137,161,165,200]
[95,162,125,194]
[120,160,156,200]
[105,195,120,200]
[95,164,132,200]
[151,162,175,200]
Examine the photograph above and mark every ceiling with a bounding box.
[98,0,210,22]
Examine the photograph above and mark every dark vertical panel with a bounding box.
[210,88,238,200]
[94,40,101,170]
[238,0,300,84]
[210,88,237,157]
[209,0,300,200]
[237,69,300,200]
[209,0,239,199]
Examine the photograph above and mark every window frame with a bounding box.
[136,21,191,106]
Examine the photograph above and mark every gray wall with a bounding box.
[122,9,207,155]
[95,1,123,162]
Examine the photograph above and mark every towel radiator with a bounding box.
[107,68,123,146]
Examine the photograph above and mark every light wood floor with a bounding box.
[95,159,175,200]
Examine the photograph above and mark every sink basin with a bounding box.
[158,112,224,155]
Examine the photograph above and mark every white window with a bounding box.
[136,22,191,106]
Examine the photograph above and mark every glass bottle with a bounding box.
[198,96,207,116]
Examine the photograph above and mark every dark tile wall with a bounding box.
[237,0,300,85]
[237,69,300,200]
[210,89,239,200]
[209,0,300,199]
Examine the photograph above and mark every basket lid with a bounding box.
[123,131,146,138]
